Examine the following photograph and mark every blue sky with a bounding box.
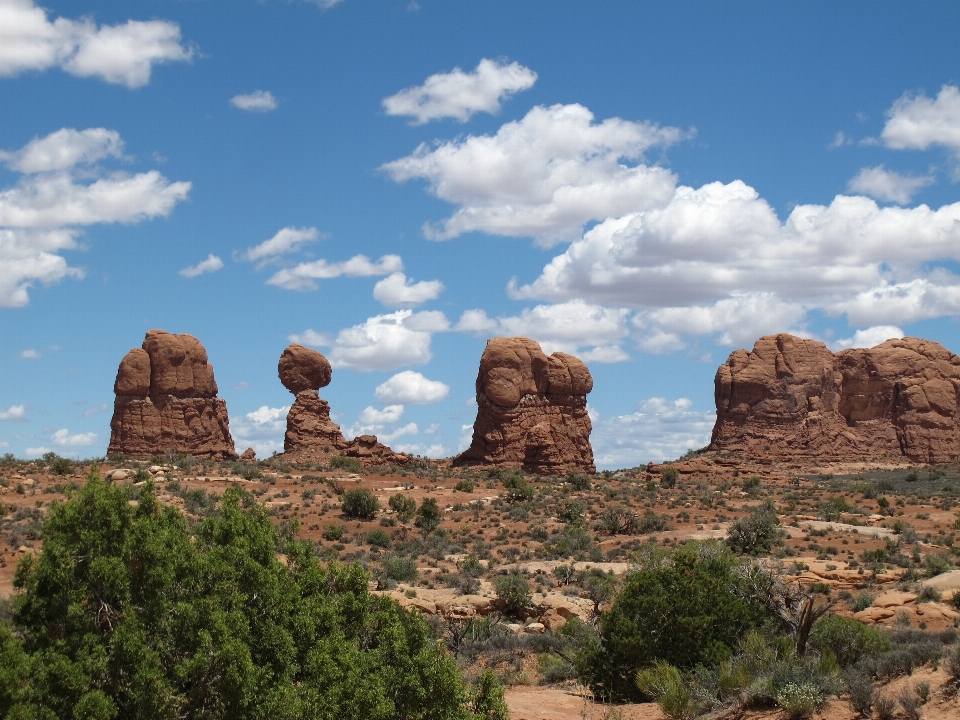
[3,0,960,468]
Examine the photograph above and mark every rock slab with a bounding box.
[108,330,237,459]
[455,337,595,474]
[711,334,960,462]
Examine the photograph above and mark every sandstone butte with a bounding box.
[711,333,960,463]
[108,330,237,459]
[455,336,595,474]
[278,344,410,466]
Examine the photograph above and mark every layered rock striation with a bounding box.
[711,333,960,463]
[455,337,595,474]
[279,344,409,465]
[108,330,237,459]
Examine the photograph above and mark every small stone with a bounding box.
[523,622,545,634]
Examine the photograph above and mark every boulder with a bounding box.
[279,344,332,394]
[240,447,256,461]
[711,334,960,462]
[455,337,595,474]
[107,331,237,460]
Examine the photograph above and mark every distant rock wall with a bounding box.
[108,330,237,459]
[455,337,595,474]
[711,333,960,463]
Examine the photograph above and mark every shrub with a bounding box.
[367,528,391,548]
[330,455,363,473]
[636,661,697,719]
[322,524,345,541]
[454,479,475,492]
[382,555,418,582]
[725,499,785,555]
[845,671,874,717]
[660,467,679,489]
[502,473,534,502]
[896,685,920,720]
[598,505,638,535]
[741,475,762,494]
[924,554,952,577]
[916,585,941,603]
[415,497,441,533]
[852,593,876,612]
[231,461,262,481]
[342,488,379,519]
[874,696,896,720]
[945,645,960,681]
[819,496,851,522]
[389,493,417,520]
[493,573,532,616]
[810,614,891,667]
[565,472,592,491]
[49,456,72,476]
[556,498,585,525]
[637,511,670,534]
[776,682,824,719]
[468,670,510,720]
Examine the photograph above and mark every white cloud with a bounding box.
[0,0,193,88]
[81,403,109,418]
[847,165,934,204]
[230,405,290,458]
[179,253,223,278]
[0,405,26,421]
[382,103,689,246]
[299,0,344,9]
[19,348,40,359]
[358,405,405,425]
[346,404,416,443]
[325,309,449,371]
[383,58,537,124]
[51,428,97,447]
[375,371,450,404]
[25,446,50,456]
[828,131,853,149]
[882,85,960,159]
[380,423,419,443]
[267,254,403,291]
[239,226,320,263]
[591,398,715,469]
[831,325,904,351]
[230,90,278,112]
[0,128,190,307]
[456,299,631,362]
[287,329,332,347]
[373,272,444,307]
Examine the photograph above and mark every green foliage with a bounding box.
[322,524,344,541]
[342,488,379,520]
[725,500,785,556]
[49,456,72,476]
[467,670,509,720]
[741,476,762,494]
[330,455,363,473]
[231,461,262,481]
[556,498,585,525]
[493,573,531,617]
[819,496,851,522]
[366,528,391,548]
[636,662,697,719]
[809,615,891,668]
[598,505,638,535]
[415,498,441,533]
[0,467,479,719]
[923,554,952,577]
[660,466,679,489]
[564,472,592,491]
[636,511,670,534]
[852,593,876,613]
[132,468,151,483]
[388,493,417,520]
[501,473,534,503]
[453,480,475,493]
[381,555,418,583]
[776,682,824,719]
[584,541,768,701]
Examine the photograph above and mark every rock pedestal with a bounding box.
[455,337,595,474]
[711,334,960,463]
[108,330,237,459]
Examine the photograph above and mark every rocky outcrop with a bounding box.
[108,330,237,459]
[711,334,960,463]
[279,344,410,465]
[455,337,595,474]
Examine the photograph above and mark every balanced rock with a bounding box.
[108,330,237,459]
[455,337,595,474]
[711,333,960,463]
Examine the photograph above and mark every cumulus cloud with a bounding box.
[882,85,960,159]
[287,329,332,347]
[0,0,193,88]
[239,226,320,264]
[456,299,631,361]
[383,58,537,124]
[315,309,450,371]
[358,405,404,425]
[51,428,97,447]
[267,254,402,291]
[591,398,715,469]
[847,165,934,204]
[831,325,904,351]
[0,405,26,421]
[230,90,278,112]
[20,349,40,359]
[346,404,418,443]
[25,446,50,456]
[375,371,450,404]
[382,103,689,246]
[230,405,290,458]
[0,128,190,307]
[179,253,223,278]
[373,272,444,307]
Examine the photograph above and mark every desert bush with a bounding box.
[493,573,531,616]
[49,456,72,476]
[852,592,875,612]
[874,695,896,720]
[637,511,670,534]
[598,505,638,535]
[916,585,942,603]
[896,685,921,720]
[342,488,379,519]
[660,466,679,489]
[231,461,262,481]
[776,682,823,719]
[565,472,592,491]
[467,670,510,720]
[945,644,960,681]
[636,661,698,719]
[845,671,874,717]
[415,497,442,533]
[322,523,345,541]
[924,553,952,577]
[382,555,418,583]
[454,479,475,492]
[367,528,391,548]
[741,475,762,494]
[502,473,534,503]
[537,653,577,683]
[810,614,891,667]
[182,488,218,516]
[819,496,851,522]
[725,499,785,555]
[330,455,363,473]
[389,492,417,520]
[556,498,585,525]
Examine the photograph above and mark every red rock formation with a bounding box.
[108,330,237,459]
[279,344,410,465]
[455,337,595,474]
[711,334,960,463]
